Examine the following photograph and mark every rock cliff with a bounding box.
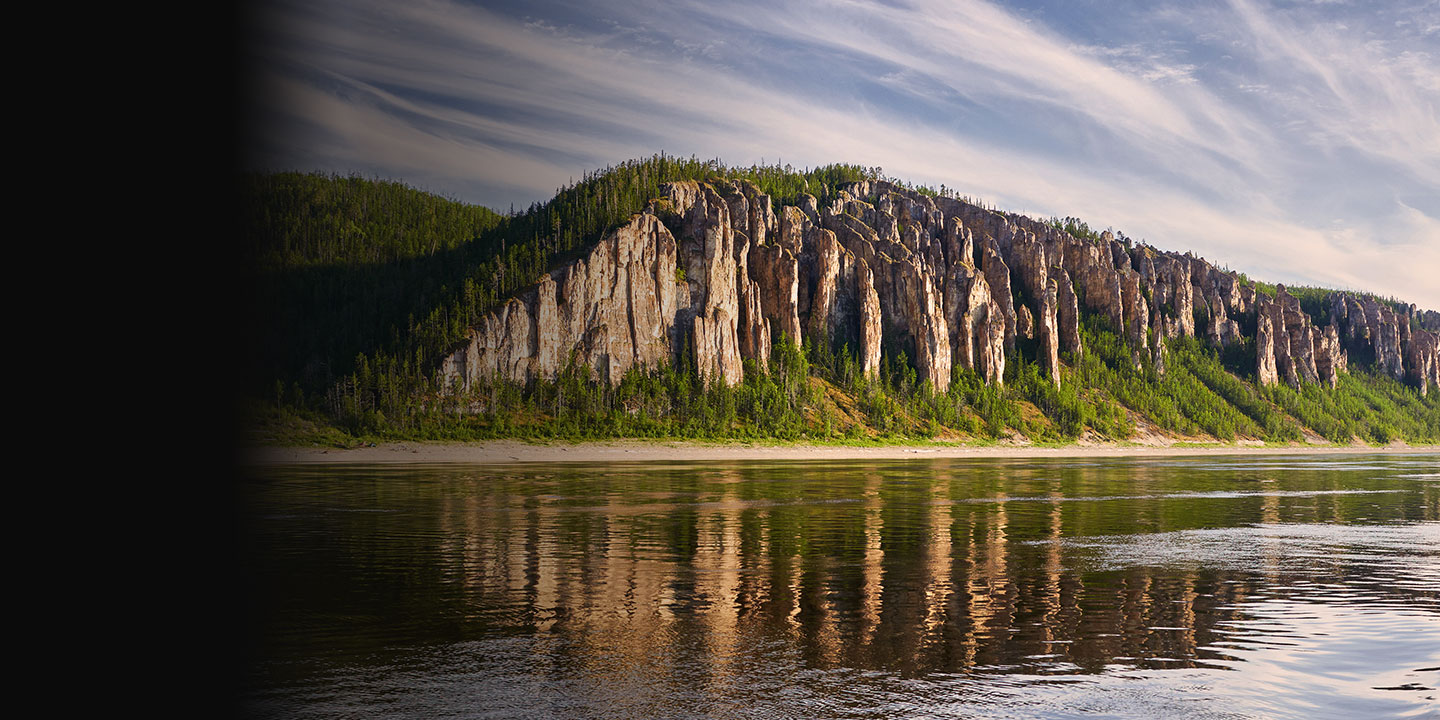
[441,178,1440,398]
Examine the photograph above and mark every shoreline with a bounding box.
[245,440,1440,466]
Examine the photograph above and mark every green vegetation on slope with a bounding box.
[243,165,1440,447]
[242,172,505,269]
[246,157,873,402]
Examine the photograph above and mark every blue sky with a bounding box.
[245,0,1440,308]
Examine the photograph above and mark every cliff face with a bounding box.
[441,179,1440,397]
[439,211,679,388]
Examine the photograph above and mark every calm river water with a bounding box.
[239,454,1440,719]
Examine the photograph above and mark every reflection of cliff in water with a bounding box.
[352,458,1440,681]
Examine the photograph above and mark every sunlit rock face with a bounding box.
[440,211,679,388]
[441,179,1436,397]
[1256,296,1279,388]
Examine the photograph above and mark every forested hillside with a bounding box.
[242,158,1440,446]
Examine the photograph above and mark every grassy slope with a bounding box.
[242,167,1440,447]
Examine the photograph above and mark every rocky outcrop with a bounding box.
[1276,286,1319,385]
[1363,297,1404,380]
[1009,230,1049,308]
[737,272,771,368]
[1039,278,1062,385]
[804,227,848,345]
[1056,268,1081,356]
[777,206,808,254]
[678,183,745,384]
[902,257,953,388]
[980,239,1017,350]
[1191,260,1242,347]
[858,258,883,377]
[1269,295,1296,386]
[693,306,742,383]
[1256,296,1279,387]
[1017,304,1034,340]
[749,243,802,345]
[1002,235,1065,388]
[943,244,1006,385]
[821,193,956,387]
[1314,325,1344,388]
[440,211,679,388]
[1121,272,1150,369]
[1407,330,1439,396]
[1330,293,1438,396]
[1138,251,1196,340]
[440,176,1434,401]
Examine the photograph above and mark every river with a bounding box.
[239,453,1440,718]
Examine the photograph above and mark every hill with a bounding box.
[242,157,1440,446]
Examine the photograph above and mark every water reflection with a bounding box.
[242,455,1440,719]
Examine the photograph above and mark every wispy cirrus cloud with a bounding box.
[1223,0,1440,187]
[244,0,1440,308]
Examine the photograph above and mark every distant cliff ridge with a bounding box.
[440,178,1439,398]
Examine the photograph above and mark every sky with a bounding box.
[242,0,1440,309]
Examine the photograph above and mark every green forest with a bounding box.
[241,157,1440,447]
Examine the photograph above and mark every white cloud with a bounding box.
[246,0,1440,308]
[1225,0,1440,186]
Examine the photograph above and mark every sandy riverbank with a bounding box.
[246,440,1440,465]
